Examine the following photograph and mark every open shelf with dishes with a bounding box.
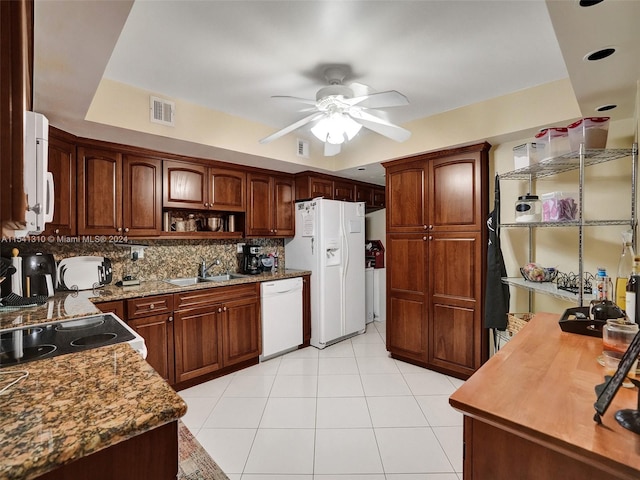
[499,144,638,307]
[159,210,245,239]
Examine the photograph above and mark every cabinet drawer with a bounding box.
[174,283,258,310]
[127,294,174,319]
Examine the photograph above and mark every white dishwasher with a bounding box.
[260,277,303,360]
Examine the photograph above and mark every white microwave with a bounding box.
[18,111,54,237]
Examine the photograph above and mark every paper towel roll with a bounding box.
[11,256,22,296]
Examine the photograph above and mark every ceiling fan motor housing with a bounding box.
[316,85,353,101]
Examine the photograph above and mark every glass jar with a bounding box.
[515,194,542,223]
[603,318,639,353]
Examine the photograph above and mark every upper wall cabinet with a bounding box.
[77,146,162,237]
[163,160,245,212]
[294,171,385,211]
[246,173,295,237]
[44,129,76,236]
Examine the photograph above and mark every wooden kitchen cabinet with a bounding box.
[295,173,334,200]
[383,142,489,379]
[77,147,162,237]
[44,128,76,236]
[246,172,295,237]
[163,159,245,212]
[126,295,175,385]
[95,300,125,319]
[173,284,260,385]
[333,179,355,202]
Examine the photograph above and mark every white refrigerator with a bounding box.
[285,198,366,348]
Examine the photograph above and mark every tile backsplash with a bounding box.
[1,238,284,283]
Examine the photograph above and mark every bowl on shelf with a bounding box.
[520,263,557,282]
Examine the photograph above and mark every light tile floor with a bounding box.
[179,321,464,480]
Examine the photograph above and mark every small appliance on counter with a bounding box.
[5,252,57,298]
[242,245,262,275]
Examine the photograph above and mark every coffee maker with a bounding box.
[242,245,262,275]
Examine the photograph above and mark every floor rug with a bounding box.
[178,420,229,480]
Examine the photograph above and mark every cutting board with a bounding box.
[57,256,112,290]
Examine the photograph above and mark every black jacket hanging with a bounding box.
[484,174,510,330]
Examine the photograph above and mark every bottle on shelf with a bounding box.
[615,230,635,308]
[593,267,613,301]
[625,256,640,324]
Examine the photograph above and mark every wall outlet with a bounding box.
[131,246,145,260]
[236,243,245,254]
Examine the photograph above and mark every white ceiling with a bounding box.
[33,0,640,185]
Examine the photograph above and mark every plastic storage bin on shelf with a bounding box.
[513,142,539,169]
[567,117,609,152]
[541,192,579,222]
[535,127,570,161]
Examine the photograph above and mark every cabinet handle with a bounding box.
[274,229,277,233]
[117,227,122,232]
[423,225,428,230]
[429,236,433,240]
[149,303,155,310]
[168,316,173,322]
[54,228,60,234]
[204,202,209,207]
[223,306,227,312]
[429,225,433,230]
[124,227,129,233]
[218,307,222,313]
[423,236,427,241]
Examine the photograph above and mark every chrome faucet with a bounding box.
[199,257,220,277]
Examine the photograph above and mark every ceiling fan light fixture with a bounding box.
[311,113,362,145]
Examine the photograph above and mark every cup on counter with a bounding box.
[603,319,639,353]
[602,350,638,388]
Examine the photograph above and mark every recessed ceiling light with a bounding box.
[579,0,604,7]
[596,104,617,112]
[585,47,616,61]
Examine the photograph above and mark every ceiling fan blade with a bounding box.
[348,109,411,142]
[259,112,325,144]
[324,142,341,156]
[271,95,318,107]
[345,90,409,109]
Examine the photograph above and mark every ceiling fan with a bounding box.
[259,66,411,156]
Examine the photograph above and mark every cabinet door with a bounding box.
[209,167,245,211]
[246,173,273,236]
[372,187,386,208]
[334,180,355,202]
[385,161,427,232]
[429,153,484,232]
[309,177,334,199]
[129,313,175,385]
[122,155,162,236]
[221,296,260,367]
[95,300,125,319]
[427,232,483,378]
[44,133,76,236]
[273,175,295,236]
[163,160,207,210]
[355,184,373,206]
[77,146,122,235]
[386,233,428,363]
[173,305,223,383]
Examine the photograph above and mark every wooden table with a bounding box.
[449,312,640,480]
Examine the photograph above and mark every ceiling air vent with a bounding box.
[297,138,309,158]
[150,96,175,126]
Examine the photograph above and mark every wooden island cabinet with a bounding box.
[450,312,640,480]
[383,142,490,379]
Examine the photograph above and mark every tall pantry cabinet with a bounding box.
[383,142,490,379]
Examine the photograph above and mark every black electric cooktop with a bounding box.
[0,314,136,367]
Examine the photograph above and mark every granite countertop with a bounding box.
[0,269,310,331]
[0,343,187,480]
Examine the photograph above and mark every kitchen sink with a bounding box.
[164,273,249,286]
